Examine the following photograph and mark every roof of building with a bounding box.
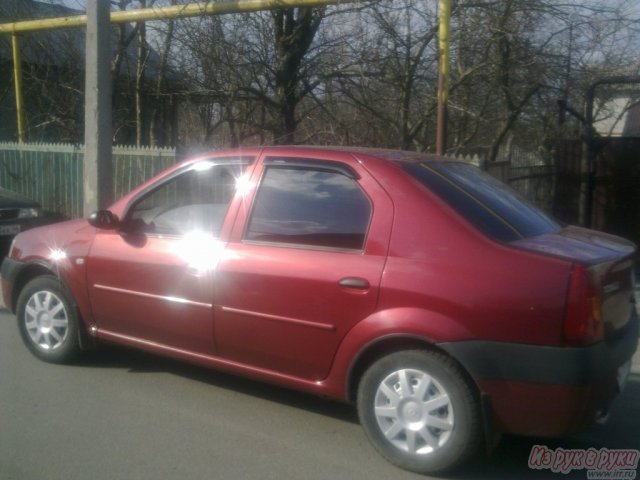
[0,0,175,83]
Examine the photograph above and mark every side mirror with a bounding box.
[88,210,120,230]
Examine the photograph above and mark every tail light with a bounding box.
[563,264,603,345]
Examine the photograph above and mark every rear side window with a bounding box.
[245,163,371,250]
[405,162,559,241]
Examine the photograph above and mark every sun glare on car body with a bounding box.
[49,248,67,262]
[234,173,254,197]
[173,231,224,274]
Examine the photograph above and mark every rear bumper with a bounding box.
[439,309,638,436]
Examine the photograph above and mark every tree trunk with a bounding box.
[271,7,324,144]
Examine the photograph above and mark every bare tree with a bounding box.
[327,1,439,149]
[9,0,639,154]
[270,7,325,143]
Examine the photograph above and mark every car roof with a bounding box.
[0,187,40,209]
[194,145,450,166]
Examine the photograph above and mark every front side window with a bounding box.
[127,160,250,236]
[245,162,371,250]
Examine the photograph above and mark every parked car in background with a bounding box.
[0,187,44,257]
[1,146,637,474]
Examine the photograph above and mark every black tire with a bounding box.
[16,275,82,364]
[357,350,482,475]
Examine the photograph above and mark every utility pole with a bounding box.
[83,0,112,216]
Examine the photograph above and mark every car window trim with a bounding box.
[263,157,361,180]
[242,238,368,253]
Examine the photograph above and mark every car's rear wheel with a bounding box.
[357,350,481,474]
[16,275,81,363]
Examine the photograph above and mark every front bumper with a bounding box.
[439,309,639,436]
[1,256,23,312]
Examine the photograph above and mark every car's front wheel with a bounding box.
[16,275,81,364]
[357,350,482,475]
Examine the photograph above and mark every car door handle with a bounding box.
[338,277,370,290]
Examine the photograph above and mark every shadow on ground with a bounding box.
[74,344,360,424]
[72,344,640,479]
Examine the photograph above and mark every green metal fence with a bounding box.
[0,142,177,218]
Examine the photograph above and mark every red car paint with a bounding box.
[2,146,637,440]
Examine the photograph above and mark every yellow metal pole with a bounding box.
[11,33,26,144]
[436,0,452,155]
[0,0,358,34]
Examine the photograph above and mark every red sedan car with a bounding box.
[1,146,637,474]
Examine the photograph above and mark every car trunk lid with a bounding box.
[512,226,637,342]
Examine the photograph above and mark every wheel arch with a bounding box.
[345,334,481,405]
[10,261,53,313]
[12,264,95,351]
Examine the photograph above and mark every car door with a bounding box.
[86,158,253,354]
[215,154,393,380]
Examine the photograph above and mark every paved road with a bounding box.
[1,305,639,480]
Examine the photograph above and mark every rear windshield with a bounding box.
[404,162,559,242]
